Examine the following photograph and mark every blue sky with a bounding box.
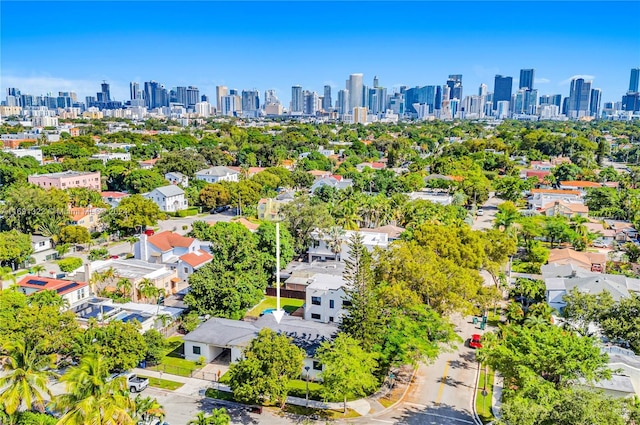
[1,1,639,105]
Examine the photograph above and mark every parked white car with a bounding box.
[592,240,609,248]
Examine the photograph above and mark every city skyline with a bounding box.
[1,1,639,105]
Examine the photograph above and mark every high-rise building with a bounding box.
[216,86,228,113]
[478,84,488,97]
[367,86,387,114]
[388,92,404,115]
[589,88,602,117]
[220,95,237,116]
[524,89,538,115]
[446,75,463,100]
[629,68,640,93]
[186,86,200,109]
[176,86,187,106]
[100,82,111,102]
[303,91,319,115]
[568,77,592,118]
[622,92,640,112]
[130,82,140,100]
[519,69,535,90]
[337,89,349,115]
[435,86,443,111]
[264,89,279,106]
[447,75,463,99]
[323,85,332,111]
[373,76,379,88]
[346,73,364,110]
[493,75,513,110]
[562,97,570,115]
[291,85,303,114]
[241,90,260,112]
[144,81,168,109]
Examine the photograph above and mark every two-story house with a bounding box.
[307,230,389,263]
[528,189,583,210]
[143,185,188,212]
[30,235,58,264]
[135,231,212,281]
[17,275,90,307]
[195,166,239,184]
[69,206,106,233]
[303,273,348,324]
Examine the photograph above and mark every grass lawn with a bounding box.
[283,405,360,419]
[137,375,183,391]
[378,398,395,408]
[148,336,199,377]
[487,311,502,327]
[246,296,305,317]
[476,366,495,424]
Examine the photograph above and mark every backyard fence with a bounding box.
[265,287,306,300]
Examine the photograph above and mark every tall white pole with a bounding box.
[276,222,280,312]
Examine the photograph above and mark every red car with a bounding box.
[469,334,483,349]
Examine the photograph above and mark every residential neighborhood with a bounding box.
[1,83,640,425]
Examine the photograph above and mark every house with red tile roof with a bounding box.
[529,189,583,209]
[540,201,589,218]
[134,231,212,280]
[17,275,90,307]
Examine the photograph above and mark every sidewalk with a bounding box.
[133,367,371,414]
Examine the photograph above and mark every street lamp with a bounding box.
[304,366,310,407]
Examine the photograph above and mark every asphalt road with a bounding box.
[359,314,482,425]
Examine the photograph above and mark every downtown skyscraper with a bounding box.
[493,75,513,110]
[519,69,535,90]
[346,73,364,110]
[568,77,592,118]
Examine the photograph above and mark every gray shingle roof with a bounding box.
[183,315,338,356]
[196,166,238,177]
[153,185,185,197]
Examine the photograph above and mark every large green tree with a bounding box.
[280,195,334,253]
[73,321,147,372]
[316,334,378,413]
[102,194,164,235]
[227,328,304,408]
[185,222,267,318]
[0,230,33,268]
[480,324,610,398]
[1,185,70,234]
[340,233,381,351]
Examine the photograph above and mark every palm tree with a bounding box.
[323,226,346,261]
[0,341,56,416]
[55,243,71,258]
[493,209,520,233]
[524,314,550,329]
[138,279,159,304]
[37,217,62,246]
[125,236,138,254]
[31,265,46,277]
[116,278,133,299]
[131,395,164,425]
[187,409,230,425]
[52,354,134,425]
[505,301,525,325]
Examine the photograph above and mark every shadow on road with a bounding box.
[197,398,259,424]
[391,402,474,424]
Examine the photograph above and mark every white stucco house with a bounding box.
[307,230,389,263]
[183,315,337,380]
[303,273,348,324]
[135,231,212,281]
[143,185,188,212]
[30,234,58,264]
[17,275,90,307]
[165,172,189,187]
[195,166,239,184]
